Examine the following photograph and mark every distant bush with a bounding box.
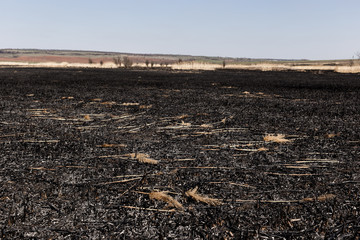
[123,56,133,68]
[88,58,93,64]
[151,62,154,68]
[113,57,121,67]
[349,58,354,67]
[145,59,149,67]
[100,60,104,66]
[222,60,226,68]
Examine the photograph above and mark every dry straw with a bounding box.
[83,115,91,120]
[263,134,291,143]
[185,186,222,206]
[200,124,213,128]
[121,102,140,106]
[302,194,336,202]
[126,153,159,164]
[325,133,340,138]
[98,143,126,148]
[149,191,184,210]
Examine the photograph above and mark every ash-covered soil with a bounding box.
[0,68,359,239]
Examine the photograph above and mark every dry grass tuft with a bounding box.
[317,194,336,201]
[257,147,269,151]
[263,134,291,143]
[101,101,116,105]
[325,133,340,138]
[126,153,159,164]
[180,121,191,127]
[99,144,126,148]
[61,96,74,100]
[149,191,184,210]
[83,115,91,120]
[200,124,213,128]
[177,114,189,119]
[185,186,222,206]
[121,102,140,106]
[302,194,336,202]
[139,105,153,109]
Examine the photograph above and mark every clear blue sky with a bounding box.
[1,0,359,60]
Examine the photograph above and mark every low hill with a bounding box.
[0,48,294,65]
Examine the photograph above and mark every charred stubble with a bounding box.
[0,68,359,239]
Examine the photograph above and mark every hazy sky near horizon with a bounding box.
[1,0,359,60]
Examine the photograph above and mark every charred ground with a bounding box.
[0,68,359,239]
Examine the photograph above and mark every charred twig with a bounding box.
[208,182,256,188]
[98,177,142,185]
[119,205,177,212]
[119,174,148,197]
[46,202,61,214]
[176,166,234,170]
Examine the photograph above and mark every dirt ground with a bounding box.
[0,68,359,239]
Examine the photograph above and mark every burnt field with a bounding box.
[0,67,360,239]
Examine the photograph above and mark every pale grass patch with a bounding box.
[171,62,360,73]
[185,186,222,206]
[335,65,360,73]
[229,63,360,73]
[2,60,360,73]
[172,62,219,70]
[149,191,184,210]
[263,134,291,143]
[0,61,119,68]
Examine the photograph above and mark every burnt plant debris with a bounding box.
[0,67,360,239]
